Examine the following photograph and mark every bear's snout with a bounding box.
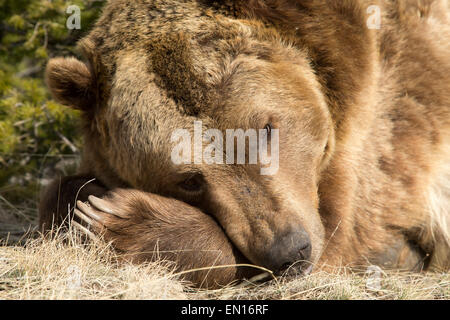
[259,227,312,275]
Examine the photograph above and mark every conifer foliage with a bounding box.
[0,0,103,203]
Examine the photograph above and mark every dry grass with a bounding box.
[0,229,448,300]
[0,187,448,300]
[0,232,188,300]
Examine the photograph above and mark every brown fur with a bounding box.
[41,0,450,288]
[40,176,257,287]
[39,175,107,231]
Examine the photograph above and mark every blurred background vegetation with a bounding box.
[0,0,104,237]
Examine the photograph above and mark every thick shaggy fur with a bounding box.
[41,0,450,287]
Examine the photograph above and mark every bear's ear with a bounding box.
[45,57,95,110]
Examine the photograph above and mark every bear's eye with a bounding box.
[178,174,204,193]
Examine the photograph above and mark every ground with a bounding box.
[0,195,448,300]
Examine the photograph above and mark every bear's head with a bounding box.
[46,0,374,274]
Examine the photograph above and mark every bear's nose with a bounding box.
[261,228,312,275]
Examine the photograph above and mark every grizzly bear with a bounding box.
[40,0,450,288]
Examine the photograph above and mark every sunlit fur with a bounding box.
[41,0,450,288]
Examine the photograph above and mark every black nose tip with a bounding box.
[278,242,312,274]
[261,229,312,274]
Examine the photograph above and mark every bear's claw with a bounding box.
[73,199,109,240]
[76,200,103,223]
[71,219,99,241]
[88,195,116,215]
